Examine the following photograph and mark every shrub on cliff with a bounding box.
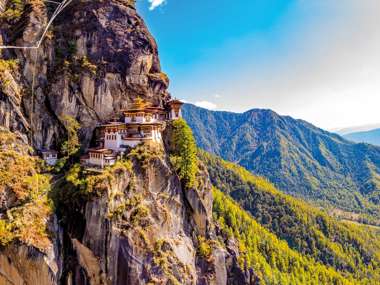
[0,129,53,250]
[0,0,25,21]
[168,119,199,189]
[60,115,80,157]
[55,115,80,171]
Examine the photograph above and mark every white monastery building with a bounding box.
[80,97,184,169]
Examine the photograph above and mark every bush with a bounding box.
[0,0,25,21]
[80,56,97,75]
[60,115,80,157]
[0,130,53,250]
[55,115,80,171]
[197,236,212,259]
[128,142,163,169]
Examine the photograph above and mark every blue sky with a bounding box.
[137,0,380,130]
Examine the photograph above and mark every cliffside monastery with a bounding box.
[42,97,183,169]
[85,97,183,169]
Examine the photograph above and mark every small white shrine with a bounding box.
[41,150,58,166]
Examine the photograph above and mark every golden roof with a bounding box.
[127,97,151,111]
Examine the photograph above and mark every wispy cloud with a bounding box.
[148,0,166,10]
[194,101,218,110]
[213,93,222,99]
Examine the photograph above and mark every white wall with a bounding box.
[104,132,122,151]
[89,155,104,168]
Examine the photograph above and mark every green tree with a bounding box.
[169,119,199,189]
[60,115,80,157]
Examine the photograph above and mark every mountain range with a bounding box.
[183,104,380,219]
[344,128,380,146]
[334,123,380,135]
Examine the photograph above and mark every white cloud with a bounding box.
[213,94,222,99]
[194,101,218,110]
[148,0,166,10]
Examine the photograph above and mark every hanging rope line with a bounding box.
[29,48,38,142]
[0,0,73,49]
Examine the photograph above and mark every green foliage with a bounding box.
[0,0,25,21]
[213,189,364,285]
[80,56,97,75]
[128,142,164,168]
[53,159,133,225]
[65,163,86,187]
[60,115,80,157]
[0,220,13,245]
[0,59,19,89]
[202,151,380,283]
[197,236,212,259]
[55,115,80,171]
[168,119,199,189]
[0,59,18,73]
[130,205,150,226]
[64,159,132,196]
[152,239,184,285]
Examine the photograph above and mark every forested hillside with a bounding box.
[201,151,380,284]
[184,104,380,219]
[213,189,380,285]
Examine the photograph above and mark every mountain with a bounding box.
[344,128,380,146]
[183,104,380,218]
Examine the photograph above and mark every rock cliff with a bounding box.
[0,0,169,149]
[0,1,256,284]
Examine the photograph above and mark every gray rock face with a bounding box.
[0,217,63,285]
[61,155,227,284]
[0,245,58,285]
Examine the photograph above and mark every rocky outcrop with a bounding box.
[0,1,256,284]
[0,244,59,285]
[0,0,170,150]
[59,151,229,284]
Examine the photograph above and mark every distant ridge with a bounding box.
[344,128,380,146]
[333,123,380,135]
[183,103,380,217]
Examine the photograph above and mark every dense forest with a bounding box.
[200,151,380,283]
[213,189,378,285]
